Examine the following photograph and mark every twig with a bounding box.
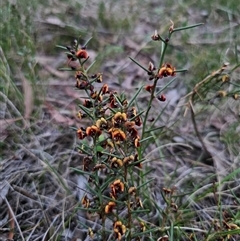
[5,197,25,241]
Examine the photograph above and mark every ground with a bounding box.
[0,1,240,241]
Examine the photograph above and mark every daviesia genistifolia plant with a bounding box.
[57,21,203,241]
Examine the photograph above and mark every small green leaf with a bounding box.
[83,37,93,48]
[175,69,188,73]
[139,136,154,143]
[86,60,96,72]
[172,23,204,33]
[58,68,76,71]
[136,177,155,189]
[113,93,124,108]
[78,104,94,120]
[96,145,104,152]
[71,167,92,176]
[145,125,165,134]
[129,56,150,73]
[80,56,90,65]
[100,151,122,158]
[155,76,178,96]
[128,85,144,107]
[56,45,68,50]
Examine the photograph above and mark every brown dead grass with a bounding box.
[1,1,240,240]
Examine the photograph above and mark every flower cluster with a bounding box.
[145,61,176,102]
[157,63,176,79]
[61,41,146,240]
[61,27,180,239]
[75,70,142,150]
[147,61,176,81]
[58,20,214,240]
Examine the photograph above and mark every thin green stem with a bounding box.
[158,41,168,70]
[141,35,171,145]
[127,198,132,241]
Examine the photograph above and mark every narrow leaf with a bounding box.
[128,85,144,107]
[78,104,93,120]
[129,56,150,73]
[145,125,165,134]
[86,60,96,72]
[100,151,122,158]
[139,136,154,143]
[55,45,68,50]
[174,69,187,73]
[83,37,93,48]
[136,177,155,190]
[129,110,145,122]
[71,167,93,176]
[58,68,76,71]
[156,76,178,96]
[113,94,124,108]
[172,23,204,33]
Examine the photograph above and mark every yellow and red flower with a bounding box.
[151,30,161,41]
[76,49,88,59]
[113,221,126,241]
[86,125,102,137]
[96,117,108,130]
[105,201,116,214]
[101,83,109,94]
[110,179,124,198]
[128,186,136,195]
[148,62,155,72]
[110,157,123,168]
[77,128,86,139]
[83,99,93,108]
[109,128,126,142]
[75,71,83,80]
[123,155,134,165]
[90,91,103,101]
[77,111,87,119]
[145,85,154,93]
[112,112,127,127]
[158,94,166,102]
[157,235,169,241]
[109,95,118,108]
[96,73,103,83]
[134,136,140,148]
[133,153,142,168]
[139,221,146,232]
[93,164,106,171]
[127,126,139,140]
[158,63,176,78]
[233,94,239,100]
[81,194,90,208]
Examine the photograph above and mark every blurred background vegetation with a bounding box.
[0,0,239,240]
[1,0,239,160]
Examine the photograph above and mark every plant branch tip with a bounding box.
[172,23,204,33]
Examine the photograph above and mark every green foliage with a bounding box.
[221,122,240,156]
[98,1,131,31]
[0,1,38,110]
[1,0,240,240]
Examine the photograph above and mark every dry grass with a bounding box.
[1,0,240,240]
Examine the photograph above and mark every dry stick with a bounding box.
[13,185,39,202]
[4,198,25,241]
[189,102,211,162]
[183,63,228,108]
[183,64,228,162]
[7,204,15,240]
